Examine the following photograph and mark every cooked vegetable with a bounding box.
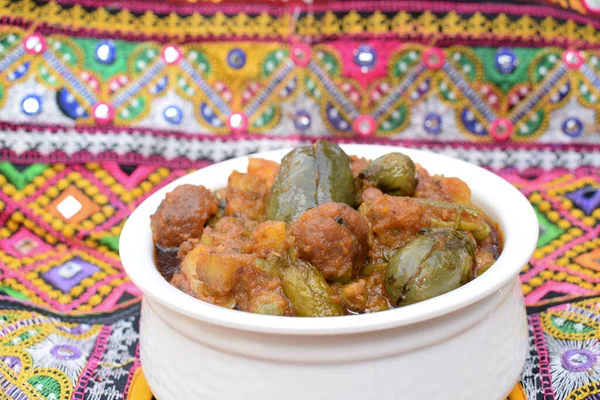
[362,152,417,196]
[417,199,490,242]
[414,164,472,204]
[474,247,496,277]
[360,263,387,277]
[315,140,355,207]
[180,244,245,296]
[249,291,288,316]
[282,260,344,317]
[341,279,368,313]
[254,254,285,277]
[248,158,280,189]
[472,222,491,242]
[359,195,488,260]
[385,229,475,306]
[266,141,355,224]
[225,171,268,221]
[252,221,288,257]
[266,146,317,224]
[154,140,503,317]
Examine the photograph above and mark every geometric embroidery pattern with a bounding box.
[1,1,600,399]
[503,169,600,307]
[1,161,600,400]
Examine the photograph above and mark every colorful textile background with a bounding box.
[1,0,600,399]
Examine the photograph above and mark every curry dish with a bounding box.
[151,141,502,317]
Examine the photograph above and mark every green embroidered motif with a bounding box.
[448,49,478,81]
[438,78,458,103]
[5,329,40,346]
[305,76,322,99]
[28,376,63,400]
[0,163,48,190]
[535,205,566,247]
[131,45,160,75]
[253,104,276,129]
[517,110,545,137]
[186,49,211,77]
[0,286,30,301]
[475,47,540,93]
[77,38,136,80]
[99,235,120,252]
[262,50,289,79]
[380,104,407,132]
[315,49,340,77]
[47,38,80,68]
[392,49,421,79]
[549,315,596,335]
[118,96,146,121]
[532,51,562,84]
[0,33,20,57]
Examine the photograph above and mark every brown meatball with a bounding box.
[150,184,219,249]
[290,202,371,283]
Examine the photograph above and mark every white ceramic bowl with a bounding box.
[120,144,538,400]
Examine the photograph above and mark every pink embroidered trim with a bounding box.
[489,118,514,142]
[72,325,113,400]
[102,163,156,191]
[290,43,312,67]
[562,49,585,69]
[44,0,599,29]
[353,115,377,137]
[530,314,557,399]
[122,343,142,397]
[525,281,597,305]
[2,1,600,46]
[422,47,446,70]
[22,33,47,54]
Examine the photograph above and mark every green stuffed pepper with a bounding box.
[266,140,355,224]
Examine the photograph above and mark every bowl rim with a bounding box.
[120,144,538,335]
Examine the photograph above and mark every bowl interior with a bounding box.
[119,144,538,335]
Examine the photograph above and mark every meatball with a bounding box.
[290,202,372,283]
[150,184,219,249]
